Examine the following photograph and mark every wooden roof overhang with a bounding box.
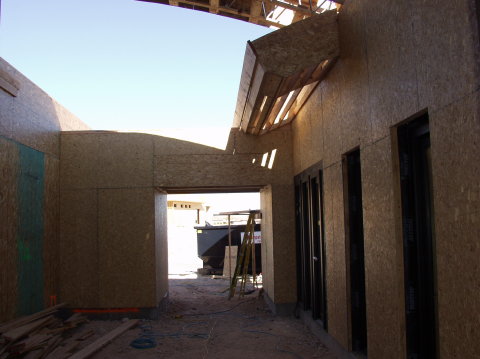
[232,10,339,135]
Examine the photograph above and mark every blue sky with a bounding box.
[0,0,271,130]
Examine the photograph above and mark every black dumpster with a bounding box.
[195,224,261,273]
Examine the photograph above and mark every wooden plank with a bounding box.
[45,330,94,359]
[233,43,258,129]
[267,0,312,15]
[2,316,54,342]
[9,334,51,354]
[249,0,262,23]
[209,0,219,12]
[241,64,267,132]
[0,69,19,97]
[222,246,238,278]
[0,303,66,335]
[38,335,63,359]
[68,319,139,359]
[250,74,283,134]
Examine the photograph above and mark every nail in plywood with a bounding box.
[234,11,339,135]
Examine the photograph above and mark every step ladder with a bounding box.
[228,211,259,299]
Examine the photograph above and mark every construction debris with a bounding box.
[68,319,139,359]
[0,305,138,359]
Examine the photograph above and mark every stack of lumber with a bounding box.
[0,305,140,359]
[0,303,89,359]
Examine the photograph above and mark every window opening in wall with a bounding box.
[397,113,437,359]
[295,163,328,329]
[343,149,367,354]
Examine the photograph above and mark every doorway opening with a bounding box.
[166,192,261,279]
[295,162,328,329]
[397,113,437,359]
[343,149,367,355]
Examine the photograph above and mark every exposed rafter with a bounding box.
[137,0,341,28]
[232,11,339,134]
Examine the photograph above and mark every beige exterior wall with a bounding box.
[291,0,480,357]
[0,57,89,321]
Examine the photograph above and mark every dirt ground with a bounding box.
[74,273,338,359]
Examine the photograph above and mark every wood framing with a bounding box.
[233,10,339,135]
[137,0,341,27]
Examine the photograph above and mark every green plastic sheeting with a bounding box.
[16,143,45,316]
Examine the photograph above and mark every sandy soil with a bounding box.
[71,274,338,359]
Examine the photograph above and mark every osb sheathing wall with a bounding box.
[59,126,295,309]
[291,0,480,357]
[0,58,89,322]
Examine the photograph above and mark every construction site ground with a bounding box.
[79,273,338,358]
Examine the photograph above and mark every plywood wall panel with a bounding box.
[271,184,296,304]
[155,153,265,188]
[429,91,480,358]
[1,58,89,157]
[61,133,153,189]
[363,0,419,142]
[52,102,89,132]
[260,186,275,300]
[153,135,223,156]
[43,155,59,308]
[336,1,370,150]
[361,138,405,359]
[414,0,480,113]
[98,188,156,308]
[0,138,18,322]
[0,93,14,139]
[292,89,320,174]
[320,72,344,167]
[59,189,99,307]
[323,162,348,348]
[11,110,58,156]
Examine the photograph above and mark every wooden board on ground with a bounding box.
[0,303,66,335]
[68,319,139,359]
[222,246,238,278]
[2,316,54,342]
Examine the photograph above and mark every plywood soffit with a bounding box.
[233,10,339,135]
[137,0,342,28]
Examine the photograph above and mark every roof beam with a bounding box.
[233,10,339,134]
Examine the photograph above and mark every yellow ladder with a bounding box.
[228,212,257,299]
